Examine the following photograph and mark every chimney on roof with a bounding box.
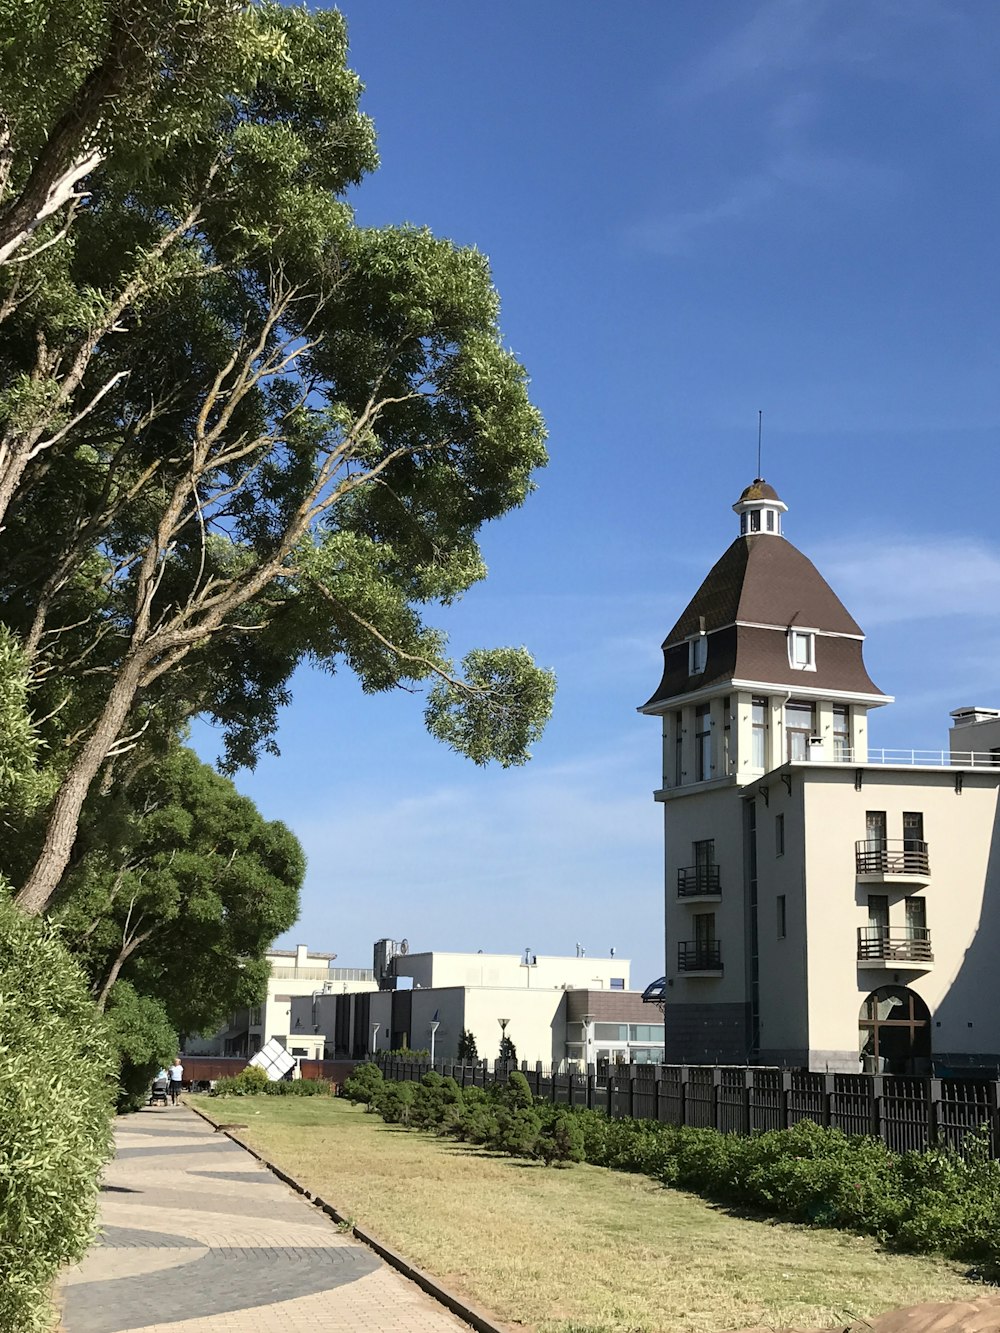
[295,944,308,967]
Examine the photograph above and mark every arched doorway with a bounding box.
[859,986,931,1075]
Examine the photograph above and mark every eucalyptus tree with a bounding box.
[0,2,554,916]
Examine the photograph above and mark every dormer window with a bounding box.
[688,634,707,675]
[789,630,815,671]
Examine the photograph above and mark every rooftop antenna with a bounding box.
[757,410,762,479]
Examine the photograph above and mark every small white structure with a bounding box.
[248,1037,296,1081]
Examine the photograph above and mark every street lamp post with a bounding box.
[371,1022,380,1059]
[430,1020,440,1067]
[498,1016,510,1071]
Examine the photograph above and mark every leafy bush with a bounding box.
[211,1066,271,1096]
[502,1069,534,1110]
[0,896,115,1333]
[385,1047,429,1060]
[495,1106,542,1157]
[342,1062,384,1108]
[103,982,177,1112]
[377,1081,415,1124]
[536,1108,585,1166]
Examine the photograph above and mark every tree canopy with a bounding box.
[0,0,554,918]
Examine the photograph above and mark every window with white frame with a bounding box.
[788,629,815,670]
[688,634,707,674]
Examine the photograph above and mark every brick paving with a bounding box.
[61,1105,473,1333]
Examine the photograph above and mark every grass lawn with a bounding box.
[189,1095,984,1333]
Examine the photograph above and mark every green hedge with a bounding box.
[210,1066,332,1096]
[363,1066,1000,1272]
[0,896,115,1332]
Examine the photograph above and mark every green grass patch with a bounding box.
[191,1094,984,1333]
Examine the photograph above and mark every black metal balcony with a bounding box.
[677,941,722,972]
[677,865,721,898]
[857,927,933,963]
[855,840,930,877]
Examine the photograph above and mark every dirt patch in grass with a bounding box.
[189,1096,985,1333]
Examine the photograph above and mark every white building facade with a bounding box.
[641,480,1000,1074]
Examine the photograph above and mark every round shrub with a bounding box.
[0,896,115,1333]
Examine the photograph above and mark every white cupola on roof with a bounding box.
[733,477,787,537]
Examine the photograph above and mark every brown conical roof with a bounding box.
[640,534,887,710]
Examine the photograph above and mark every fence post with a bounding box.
[781,1071,792,1130]
[628,1074,636,1121]
[607,1072,615,1118]
[871,1074,884,1141]
[744,1069,753,1133]
[712,1067,723,1132]
[988,1081,1000,1157]
[823,1074,835,1128]
[928,1077,941,1147]
[679,1065,689,1129]
[656,1075,665,1123]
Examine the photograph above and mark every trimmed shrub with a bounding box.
[377,1081,415,1124]
[0,896,115,1333]
[536,1108,585,1167]
[342,1062,384,1108]
[211,1066,271,1096]
[503,1069,534,1110]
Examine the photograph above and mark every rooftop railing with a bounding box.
[815,748,1000,768]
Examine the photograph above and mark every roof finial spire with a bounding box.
[757,410,762,480]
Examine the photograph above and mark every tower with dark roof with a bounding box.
[639,480,894,1065]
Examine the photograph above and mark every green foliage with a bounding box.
[211,1065,271,1097]
[386,1047,429,1059]
[494,1106,542,1157]
[536,1108,585,1167]
[503,1069,533,1110]
[376,1080,415,1125]
[363,1070,1000,1273]
[0,894,114,1332]
[498,1035,517,1064]
[103,981,177,1111]
[211,1068,331,1097]
[457,1029,478,1062]
[341,1062,384,1109]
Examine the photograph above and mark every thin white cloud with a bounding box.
[816,534,1000,626]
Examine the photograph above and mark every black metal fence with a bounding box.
[377,1057,1000,1156]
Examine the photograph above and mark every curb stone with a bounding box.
[186,1099,512,1333]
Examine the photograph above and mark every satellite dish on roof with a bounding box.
[399,938,409,955]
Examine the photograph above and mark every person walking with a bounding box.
[168,1056,184,1105]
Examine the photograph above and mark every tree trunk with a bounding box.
[16,654,146,915]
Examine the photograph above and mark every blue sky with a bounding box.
[195,1,1000,988]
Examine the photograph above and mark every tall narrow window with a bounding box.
[905,896,926,937]
[833,705,850,760]
[788,630,815,670]
[776,895,786,939]
[903,812,924,850]
[766,509,775,531]
[775,813,785,856]
[752,697,768,769]
[723,696,732,774]
[785,701,814,762]
[693,839,715,892]
[750,510,761,532]
[695,704,711,781]
[673,711,683,786]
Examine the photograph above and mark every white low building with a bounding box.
[185,944,377,1059]
[290,946,663,1069]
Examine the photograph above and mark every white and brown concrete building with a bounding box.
[640,480,1000,1075]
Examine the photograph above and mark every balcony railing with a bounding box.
[855,840,930,877]
[677,865,721,897]
[677,941,722,972]
[857,927,933,963]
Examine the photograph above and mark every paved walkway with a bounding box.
[61,1105,471,1333]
